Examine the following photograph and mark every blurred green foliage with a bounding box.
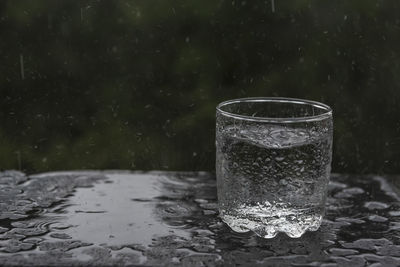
[0,0,400,174]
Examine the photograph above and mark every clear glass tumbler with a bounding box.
[216,97,333,238]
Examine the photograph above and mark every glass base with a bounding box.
[220,205,323,238]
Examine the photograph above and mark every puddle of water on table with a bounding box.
[57,173,191,248]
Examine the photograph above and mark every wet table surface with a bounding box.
[1,171,400,266]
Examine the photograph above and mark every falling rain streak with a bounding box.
[19,54,25,80]
[16,151,21,170]
[271,0,275,13]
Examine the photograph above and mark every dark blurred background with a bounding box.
[0,0,399,174]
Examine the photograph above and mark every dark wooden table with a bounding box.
[1,170,400,266]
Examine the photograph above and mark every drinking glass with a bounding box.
[215,97,333,238]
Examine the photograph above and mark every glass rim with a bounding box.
[216,97,332,123]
